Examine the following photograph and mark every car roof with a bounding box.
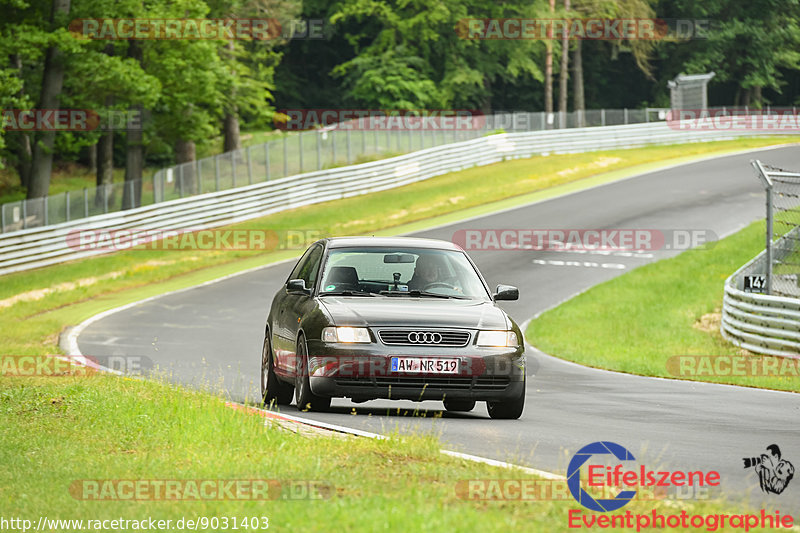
[321,236,462,251]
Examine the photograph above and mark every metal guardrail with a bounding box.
[721,249,800,357]
[0,121,792,276]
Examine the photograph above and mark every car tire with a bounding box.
[443,399,476,412]
[486,379,525,420]
[261,336,293,407]
[295,335,331,412]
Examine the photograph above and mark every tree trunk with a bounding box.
[27,0,71,200]
[175,139,197,196]
[742,87,751,107]
[544,0,555,119]
[223,113,241,152]
[572,38,584,127]
[558,0,570,125]
[222,41,241,152]
[95,100,114,210]
[9,53,32,188]
[752,85,762,109]
[123,41,144,210]
[123,104,143,209]
[87,144,97,175]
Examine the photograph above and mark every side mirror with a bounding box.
[286,278,310,294]
[493,284,519,301]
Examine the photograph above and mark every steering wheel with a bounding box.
[423,282,459,291]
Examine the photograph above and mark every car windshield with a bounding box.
[319,247,490,300]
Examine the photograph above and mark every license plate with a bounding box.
[390,357,459,374]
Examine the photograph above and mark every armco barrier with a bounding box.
[0,122,791,276]
[721,250,800,357]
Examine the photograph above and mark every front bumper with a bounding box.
[305,339,525,402]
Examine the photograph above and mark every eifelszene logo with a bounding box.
[567,441,721,512]
[743,444,794,495]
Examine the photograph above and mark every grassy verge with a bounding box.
[1,137,794,530]
[0,372,765,531]
[527,220,800,392]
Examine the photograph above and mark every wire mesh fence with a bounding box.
[1,107,676,234]
[751,161,800,298]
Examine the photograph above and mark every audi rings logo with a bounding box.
[567,441,637,512]
[407,332,443,344]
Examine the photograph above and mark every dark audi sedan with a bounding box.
[261,237,526,419]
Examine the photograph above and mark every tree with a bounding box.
[27,0,71,199]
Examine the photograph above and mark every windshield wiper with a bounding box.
[319,290,375,297]
[379,290,469,300]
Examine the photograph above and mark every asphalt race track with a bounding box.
[78,145,800,511]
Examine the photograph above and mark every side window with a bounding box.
[292,245,324,289]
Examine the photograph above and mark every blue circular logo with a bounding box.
[567,441,637,512]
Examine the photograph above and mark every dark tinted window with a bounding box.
[289,244,324,288]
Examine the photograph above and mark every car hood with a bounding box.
[319,297,510,329]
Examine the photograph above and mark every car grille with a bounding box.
[334,376,510,392]
[378,329,471,347]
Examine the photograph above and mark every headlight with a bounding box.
[476,330,519,347]
[321,327,371,343]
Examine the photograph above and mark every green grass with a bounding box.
[0,372,767,531]
[527,220,800,392]
[1,137,795,531]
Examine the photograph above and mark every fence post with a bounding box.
[197,160,203,194]
[128,180,134,209]
[753,160,774,295]
[361,128,366,155]
[407,127,412,153]
[331,131,336,164]
[44,196,48,225]
[283,135,288,177]
[601,109,606,126]
[1,204,4,233]
[84,188,88,217]
[215,156,220,191]
[265,142,270,180]
[65,191,70,222]
[247,146,253,184]
[179,165,184,198]
[103,185,109,213]
[231,153,237,188]
[347,129,352,164]
[316,131,322,170]
[22,200,27,229]
[624,108,629,124]
[298,132,304,173]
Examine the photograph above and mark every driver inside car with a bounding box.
[408,254,451,291]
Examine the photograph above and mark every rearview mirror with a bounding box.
[493,284,519,301]
[286,278,310,294]
[384,254,416,263]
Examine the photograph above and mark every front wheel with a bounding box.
[295,335,331,412]
[487,379,525,420]
[261,336,293,407]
